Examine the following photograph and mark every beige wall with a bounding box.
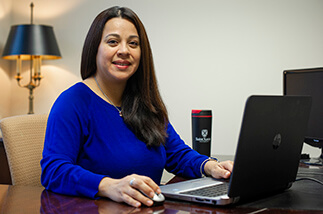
[1,0,323,156]
[0,0,12,119]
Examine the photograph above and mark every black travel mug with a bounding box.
[192,110,212,156]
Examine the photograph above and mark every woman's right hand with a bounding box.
[97,174,161,207]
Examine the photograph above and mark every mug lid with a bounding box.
[192,110,212,117]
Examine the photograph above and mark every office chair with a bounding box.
[0,114,48,186]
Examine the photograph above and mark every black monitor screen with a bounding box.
[284,67,323,148]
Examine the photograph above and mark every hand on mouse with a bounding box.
[97,174,162,207]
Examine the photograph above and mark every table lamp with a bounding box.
[2,2,61,114]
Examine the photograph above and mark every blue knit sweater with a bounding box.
[41,83,208,198]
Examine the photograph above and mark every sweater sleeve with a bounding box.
[164,123,209,178]
[40,85,105,199]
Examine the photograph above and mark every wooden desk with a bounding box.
[0,138,11,185]
[0,165,323,214]
[0,184,310,214]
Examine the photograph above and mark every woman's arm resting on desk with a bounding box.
[204,160,234,179]
[97,174,161,208]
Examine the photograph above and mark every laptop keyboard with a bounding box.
[180,182,229,197]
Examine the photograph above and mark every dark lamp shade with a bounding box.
[2,24,61,60]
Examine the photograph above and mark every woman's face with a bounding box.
[96,17,141,84]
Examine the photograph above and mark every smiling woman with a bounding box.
[95,18,141,89]
[40,6,233,208]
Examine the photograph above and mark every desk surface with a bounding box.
[0,185,317,214]
[1,166,323,214]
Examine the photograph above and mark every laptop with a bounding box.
[160,95,312,205]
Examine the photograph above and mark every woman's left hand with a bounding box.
[204,160,233,179]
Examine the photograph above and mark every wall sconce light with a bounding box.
[2,2,61,114]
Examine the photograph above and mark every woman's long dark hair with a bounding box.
[81,6,168,146]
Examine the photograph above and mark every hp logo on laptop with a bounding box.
[272,133,282,150]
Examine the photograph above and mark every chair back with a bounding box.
[0,114,48,186]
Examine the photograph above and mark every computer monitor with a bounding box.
[283,67,323,166]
